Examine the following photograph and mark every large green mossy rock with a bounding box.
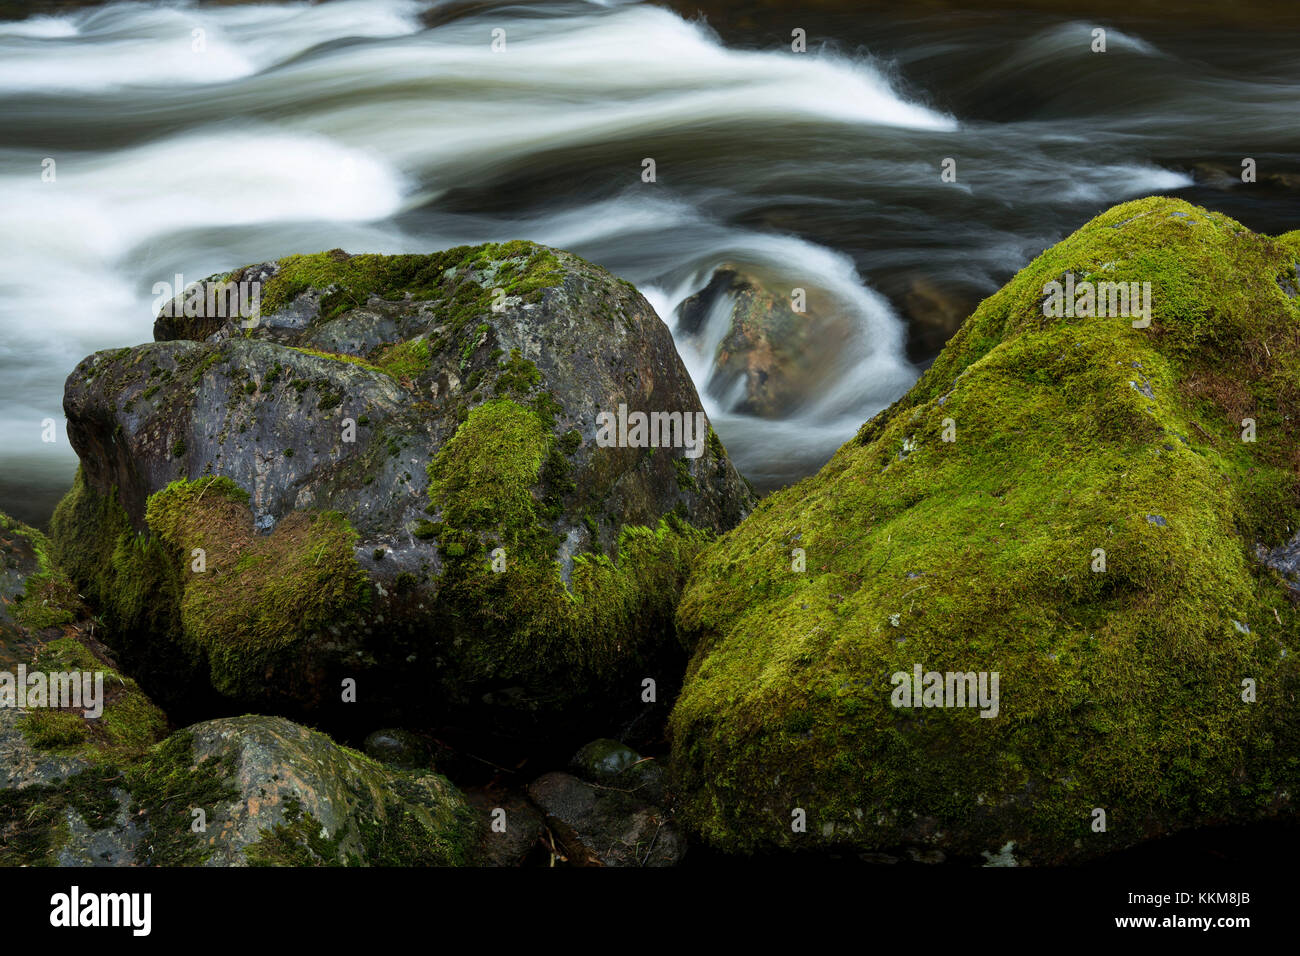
[51,242,752,730]
[669,197,1300,864]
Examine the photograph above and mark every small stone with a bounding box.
[362,728,430,769]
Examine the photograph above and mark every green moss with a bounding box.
[245,796,344,867]
[461,323,490,369]
[373,338,429,381]
[190,349,225,385]
[50,468,185,655]
[673,458,697,491]
[125,731,240,866]
[427,400,553,540]
[351,772,477,866]
[288,346,383,374]
[255,243,563,332]
[1,516,79,632]
[20,710,89,749]
[0,768,122,866]
[245,772,476,867]
[423,399,709,706]
[494,348,541,397]
[50,469,367,703]
[144,477,370,699]
[17,637,168,763]
[670,197,1300,862]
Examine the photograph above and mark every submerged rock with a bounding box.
[51,242,753,730]
[677,265,857,419]
[670,197,1300,864]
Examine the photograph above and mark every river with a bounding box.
[2,0,1297,524]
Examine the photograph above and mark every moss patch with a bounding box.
[50,470,369,703]
[257,242,563,329]
[17,637,168,764]
[424,399,710,707]
[124,731,240,866]
[144,477,370,700]
[2,528,79,634]
[0,769,121,866]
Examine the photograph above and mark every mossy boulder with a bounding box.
[1,512,168,777]
[0,512,171,865]
[669,197,1300,864]
[2,711,476,867]
[133,715,476,866]
[53,241,753,730]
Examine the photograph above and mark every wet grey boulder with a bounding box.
[51,242,754,730]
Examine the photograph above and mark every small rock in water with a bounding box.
[363,728,430,769]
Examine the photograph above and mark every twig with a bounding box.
[639,822,664,867]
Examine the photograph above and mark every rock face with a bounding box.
[51,242,753,729]
[669,197,1300,864]
[676,266,857,419]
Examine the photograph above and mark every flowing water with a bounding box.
[2,0,1298,524]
